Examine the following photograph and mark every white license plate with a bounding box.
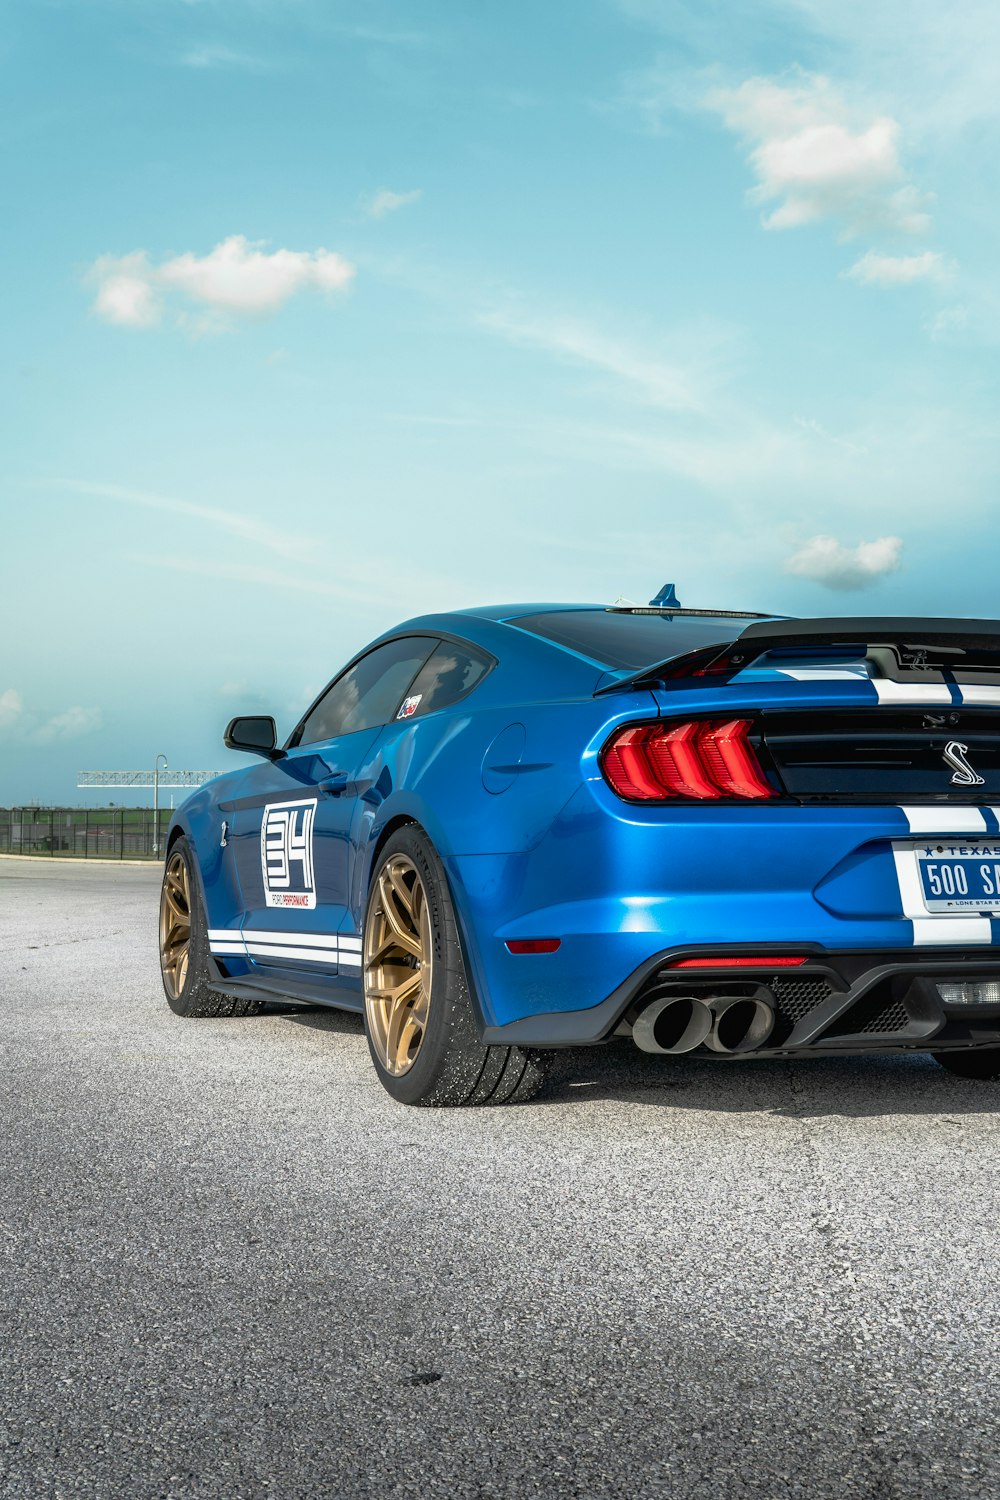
[917,842,1000,913]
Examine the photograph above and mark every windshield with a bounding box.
[511,609,766,672]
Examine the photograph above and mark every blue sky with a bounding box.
[3,0,1000,804]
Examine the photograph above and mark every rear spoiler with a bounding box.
[595,616,1000,696]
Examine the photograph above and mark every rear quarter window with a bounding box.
[395,641,492,721]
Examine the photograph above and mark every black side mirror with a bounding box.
[224,716,282,759]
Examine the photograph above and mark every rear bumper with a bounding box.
[448,795,1000,1032]
[479,944,1000,1056]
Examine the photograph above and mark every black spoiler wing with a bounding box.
[595,616,1000,696]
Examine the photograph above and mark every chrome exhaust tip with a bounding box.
[632,995,714,1055]
[705,995,775,1054]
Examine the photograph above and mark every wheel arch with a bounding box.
[165,821,187,857]
[365,813,420,892]
[363,814,493,1034]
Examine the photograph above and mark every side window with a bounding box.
[296,636,437,746]
[396,641,492,721]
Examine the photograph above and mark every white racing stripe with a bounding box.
[241,929,343,948]
[957,684,1000,706]
[775,668,870,681]
[899,805,988,835]
[873,679,954,706]
[244,943,340,963]
[894,806,994,945]
[208,925,363,968]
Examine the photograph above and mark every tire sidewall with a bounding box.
[160,835,212,1015]
[362,826,477,1105]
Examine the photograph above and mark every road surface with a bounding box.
[2,858,998,1499]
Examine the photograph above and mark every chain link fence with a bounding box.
[0,807,171,861]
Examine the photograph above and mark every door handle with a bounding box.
[319,772,350,796]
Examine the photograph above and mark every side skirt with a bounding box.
[208,975,364,1012]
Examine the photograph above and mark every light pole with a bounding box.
[153,754,168,858]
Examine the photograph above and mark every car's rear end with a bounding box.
[465,607,1000,1074]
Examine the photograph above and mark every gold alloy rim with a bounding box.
[159,850,192,1000]
[363,854,433,1077]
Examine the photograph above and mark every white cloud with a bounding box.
[0,689,24,732]
[0,691,102,745]
[90,253,162,327]
[364,188,422,219]
[87,236,355,328]
[846,249,948,286]
[706,71,931,238]
[32,706,103,745]
[785,534,903,590]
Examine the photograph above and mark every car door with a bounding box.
[231,636,438,980]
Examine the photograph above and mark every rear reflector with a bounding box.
[937,980,1000,1005]
[601,717,777,802]
[669,956,807,969]
[506,938,561,954]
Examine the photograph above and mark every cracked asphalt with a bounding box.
[2,858,1000,1499]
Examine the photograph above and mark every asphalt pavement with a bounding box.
[2,857,999,1500]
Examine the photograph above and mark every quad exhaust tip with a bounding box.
[632,995,713,1055]
[704,995,775,1054]
[633,992,775,1056]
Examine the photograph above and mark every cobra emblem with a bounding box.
[943,740,985,787]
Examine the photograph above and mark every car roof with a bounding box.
[456,602,605,621]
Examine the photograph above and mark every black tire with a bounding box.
[362,826,549,1107]
[159,836,264,1019]
[932,1047,1000,1080]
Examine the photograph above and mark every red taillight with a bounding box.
[647,720,721,799]
[601,717,777,803]
[669,956,806,969]
[697,719,775,800]
[506,938,561,954]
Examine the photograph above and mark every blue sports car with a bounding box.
[159,589,1000,1105]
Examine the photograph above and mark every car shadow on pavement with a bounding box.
[258,1004,1000,1119]
[542,1042,1000,1119]
[261,1000,366,1035]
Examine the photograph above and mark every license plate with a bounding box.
[917,843,1000,913]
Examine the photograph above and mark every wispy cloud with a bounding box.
[785,534,903,590]
[845,249,949,286]
[478,307,708,414]
[926,304,969,339]
[86,236,355,329]
[52,479,308,561]
[705,71,931,238]
[332,23,431,49]
[363,188,423,220]
[0,688,102,745]
[148,556,383,609]
[180,44,274,72]
[769,0,1000,137]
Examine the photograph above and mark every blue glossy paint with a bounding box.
[166,604,1000,1038]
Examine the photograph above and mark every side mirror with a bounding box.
[224,715,282,759]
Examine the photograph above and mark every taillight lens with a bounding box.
[601,718,777,802]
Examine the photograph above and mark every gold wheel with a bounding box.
[364,854,433,1077]
[159,849,192,1002]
